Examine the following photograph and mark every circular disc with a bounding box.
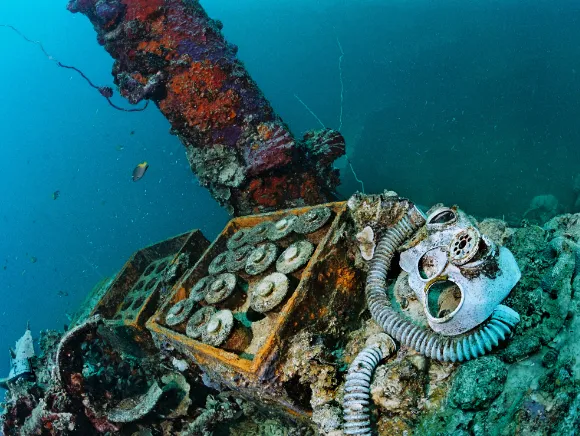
[201,309,234,347]
[293,207,332,234]
[227,229,249,250]
[449,227,481,265]
[276,240,315,274]
[226,245,254,272]
[208,252,229,275]
[246,221,274,245]
[268,215,298,241]
[186,306,216,339]
[165,299,196,327]
[189,276,212,302]
[205,273,237,304]
[245,243,278,275]
[251,272,290,313]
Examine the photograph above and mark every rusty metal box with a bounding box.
[146,202,366,418]
[91,229,209,350]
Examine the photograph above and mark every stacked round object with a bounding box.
[205,273,238,305]
[165,208,333,351]
[202,309,235,347]
[227,229,248,250]
[245,243,278,275]
[186,306,216,339]
[276,240,315,274]
[246,221,274,245]
[250,272,290,313]
[293,207,332,234]
[208,252,229,274]
[189,276,212,303]
[226,245,254,272]
[267,215,297,241]
[165,299,196,327]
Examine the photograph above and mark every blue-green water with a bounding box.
[1,0,579,383]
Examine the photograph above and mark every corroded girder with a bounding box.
[67,0,345,215]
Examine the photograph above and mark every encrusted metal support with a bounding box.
[67,0,345,215]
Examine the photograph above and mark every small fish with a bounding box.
[130,130,135,135]
[115,144,124,151]
[132,161,149,182]
[52,190,60,200]
[57,290,69,297]
[30,256,37,264]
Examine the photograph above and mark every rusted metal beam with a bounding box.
[67,0,345,215]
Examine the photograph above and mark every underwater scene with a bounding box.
[1,0,580,434]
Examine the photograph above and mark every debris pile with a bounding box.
[3,193,580,434]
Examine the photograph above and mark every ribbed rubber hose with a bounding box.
[342,346,383,435]
[365,208,520,362]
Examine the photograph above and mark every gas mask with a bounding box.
[399,206,521,336]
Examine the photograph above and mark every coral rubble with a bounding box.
[4,194,580,434]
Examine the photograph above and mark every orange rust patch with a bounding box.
[131,72,148,85]
[137,40,164,56]
[256,122,274,141]
[335,267,357,292]
[160,62,239,131]
[300,175,323,204]
[248,176,300,208]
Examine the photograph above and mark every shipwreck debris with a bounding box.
[66,0,345,215]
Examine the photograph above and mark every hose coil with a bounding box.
[365,208,520,363]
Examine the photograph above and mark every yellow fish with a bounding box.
[132,161,149,182]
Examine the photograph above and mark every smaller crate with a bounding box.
[92,230,209,350]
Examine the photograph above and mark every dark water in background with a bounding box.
[1,0,579,382]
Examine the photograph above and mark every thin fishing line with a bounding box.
[0,24,148,112]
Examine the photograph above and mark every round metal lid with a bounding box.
[186,306,216,339]
[293,207,332,234]
[246,221,274,245]
[204,273,237,304]
[449,227,481,266]
[226,245,254,272]
[245,243,278,275]
[276,240,315,274]
[201,309,234,347]
[208,252,229,275]
[227,228,249,250]
[165,298,196,327]
[268,215,298,241]
[250,272,290,313]
[189,276,212,303]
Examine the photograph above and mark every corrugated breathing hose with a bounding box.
[343,334,396,435]
[365,206,519,363]
[342,206,520,434]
